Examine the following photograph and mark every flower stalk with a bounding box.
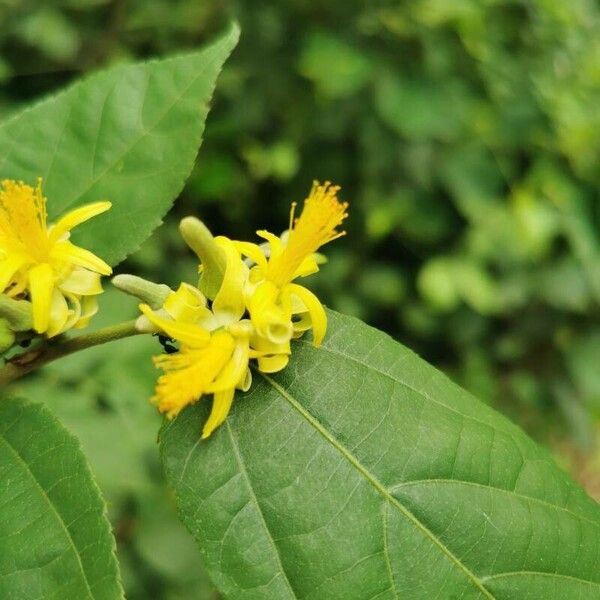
[0,320,142,386]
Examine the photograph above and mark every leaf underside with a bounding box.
[161,310,600,600]
[0,23,239,266]
[0,398,123,600]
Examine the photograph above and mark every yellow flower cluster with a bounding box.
[0,179,111,337]
[140,181,347,438]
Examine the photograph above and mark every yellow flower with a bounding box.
[136,183,347,438]
[0,179,112,337]
[141,307,252,438]
[235,180,347,352]
[139,237,252,438]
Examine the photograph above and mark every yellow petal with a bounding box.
[207,339,250,393]
[0,254,29,292]
[28,263,54,333]
[257,353,289,373]
[49,201,111,243]
[51,241,112,276]
[46,289,71,338]
[153,331,235,418]
[58,268,103,296]
[73,295,99,330]
[256,230,283,258]
[248,281,293,344]
[201,388,235,439]
[284,283,327,346]
[212,237,248,324]
[139,303,210,347]
[233,240,267,271]
[291,311,313,333]
[163,283,209,323]
[238,368,252,392]
[294,254,320,279]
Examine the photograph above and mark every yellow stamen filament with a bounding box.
[0,179,49,261]
[267,181,347,287]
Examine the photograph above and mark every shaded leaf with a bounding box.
[0,397,123,600]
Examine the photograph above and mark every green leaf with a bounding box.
[0,23,239,266]
[161,311,600,599]
[0,397,123,600]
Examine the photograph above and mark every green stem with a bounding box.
[0,320,143,387]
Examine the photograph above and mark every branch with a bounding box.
[0,320,143,386]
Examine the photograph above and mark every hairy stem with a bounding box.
[0,320,143,386]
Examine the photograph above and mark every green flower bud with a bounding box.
[179,217,226,300]
[111,274,172,309]
[0,318,16,353]
[0,295,33,332]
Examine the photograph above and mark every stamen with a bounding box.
[266,181,348,287]
[288,201,297,232]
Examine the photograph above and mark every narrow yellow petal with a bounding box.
[163,283,209,323]
[257,353,289,373]
[201,388,235,439]
[212,237,248,323]
[256,230,283,258]
[139,303,210,347]
[74,295,99,329]
[51,240,112,275]
[46,289,71,338]
[49,201,111,243]
[152,331,235,418]
[58,268,103,296]
[0,254,29,292]
[284,283,327,346]
[207,339,250,393]
[238,368,252,392]
[28,263,54,333]
[233,240,268,271]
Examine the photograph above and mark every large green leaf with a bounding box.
[161,311,600,599]
[0,397,122,600]
[0,23,239,266]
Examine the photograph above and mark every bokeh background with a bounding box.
[2,0,600,598]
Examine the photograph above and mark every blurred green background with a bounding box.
[2,0,600,597]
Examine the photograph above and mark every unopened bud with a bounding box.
[0,318,15,353]
[179,217,226,300]
[112,274,171,309]
[0,295,33,332]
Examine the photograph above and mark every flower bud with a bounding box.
[0,318,16,353]
[0,295,33,332]
[179,217,226,300]
[112,274,171,309]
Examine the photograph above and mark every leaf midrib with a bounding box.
[59,45,224,214]
[259,372,496,600]
[0,427,95,600]
[0,35,228,218]
[297,338,525,454]
[299,337,598,525]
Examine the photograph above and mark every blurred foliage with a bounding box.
[3,0,600,596]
